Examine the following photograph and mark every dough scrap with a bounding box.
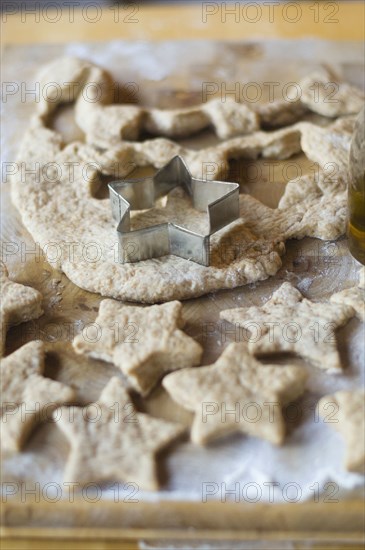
[256,99,308,129]
[318,390,365,473]
[220,282,355,371]
[54,376,184,490]
[299,69,365,118]
[73,300,202,395]
[0,341,75,453]
[163,343,308,445]
[35,57,363,147]
[11,58,360,302]
[330,267,365,322]
[0,262,43,356]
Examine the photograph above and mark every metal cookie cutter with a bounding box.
[108,156,239,266]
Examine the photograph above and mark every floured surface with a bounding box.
[1,40,364,511]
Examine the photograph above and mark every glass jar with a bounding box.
[348,107,365,265]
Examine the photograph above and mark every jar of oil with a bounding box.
[348,107,365,265]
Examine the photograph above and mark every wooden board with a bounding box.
[1,40,365,547]
[2,2,365,44]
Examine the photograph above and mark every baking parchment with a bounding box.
[1,39,364,504]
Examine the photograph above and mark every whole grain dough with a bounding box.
[0,341,75,453]
[330,267,365,322]
[11,58,361,303]
[54,376,184,491]
[36,57,364,147]
[163,343,308,445]
[72,300,203,395]
[220,282,355,371]
[318,390,365,473]
[0,262,43,356]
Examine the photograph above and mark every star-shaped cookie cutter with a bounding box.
[108,156,239,266]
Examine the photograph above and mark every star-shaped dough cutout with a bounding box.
[318,390,365,473]
[163,343,308,445]
[0,341,75,453]
[330,267,365,322]
[54,377,184,490]
[220,282,355,371]
[0,262,43,356]
[73,299,202,395]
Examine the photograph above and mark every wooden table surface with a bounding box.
[2,1,364,45]
[2,3,364,549]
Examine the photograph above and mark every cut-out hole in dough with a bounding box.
[229,152,314,209]
[91,166,158,201]
[92,174,118,200]
[47,104,84,145]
